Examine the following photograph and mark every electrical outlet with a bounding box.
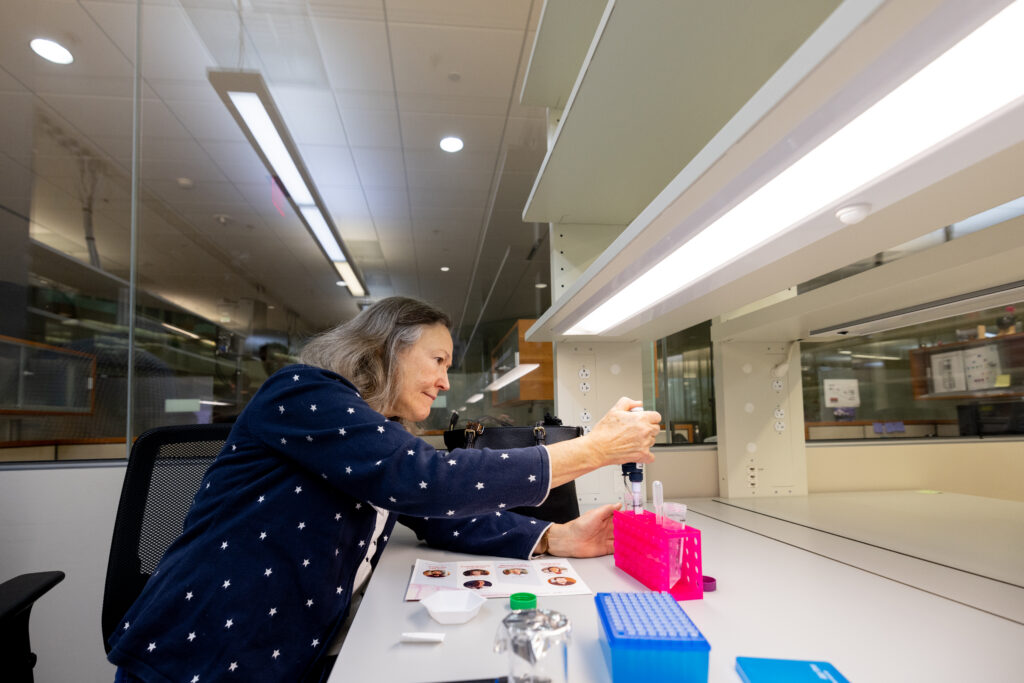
[579,381,591,394]
[773,420,786,433]
[580,409,592,423]
[771,378,784,392]
[578,366,591,379]
[773,405,785,419]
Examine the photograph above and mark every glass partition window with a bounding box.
[644,321,716,445]
[801,301,1024,440]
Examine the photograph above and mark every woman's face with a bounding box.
[389,323,452,422]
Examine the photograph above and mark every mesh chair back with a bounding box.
[101,423,232,652]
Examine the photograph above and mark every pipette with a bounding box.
[621,407,645,514]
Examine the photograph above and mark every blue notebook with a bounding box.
[735,657,849,682]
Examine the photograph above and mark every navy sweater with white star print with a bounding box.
[107,364,552,682]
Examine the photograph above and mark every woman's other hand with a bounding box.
[545,503,621,557]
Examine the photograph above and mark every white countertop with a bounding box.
[331,508,1024,682]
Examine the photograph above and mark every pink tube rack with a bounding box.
[613,510,703,600]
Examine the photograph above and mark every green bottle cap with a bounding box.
[509,592,537,610]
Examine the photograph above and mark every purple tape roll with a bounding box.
[703,575,717,592]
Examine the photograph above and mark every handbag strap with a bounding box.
[464,421,484,449]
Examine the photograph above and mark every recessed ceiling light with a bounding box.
[335,280,348,287]
[535,282,548,289]
[30,38,73,65]
[439,136,463,153]
[440,266,451,272]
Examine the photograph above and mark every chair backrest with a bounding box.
[101,423,232,653]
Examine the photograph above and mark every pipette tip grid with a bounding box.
[595,592,710,683]
[613,509,703,600]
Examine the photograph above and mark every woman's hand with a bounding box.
[586,397,661,466]
[545,397,661,488]
[545,503,621,558]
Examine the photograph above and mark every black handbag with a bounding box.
[443,415,582,524]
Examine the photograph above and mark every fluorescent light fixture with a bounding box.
[209,70,367,298]
[199,400,233,407]
[161,322,200,340]
[334,261,365,297]
[466,393,484,403]
[30,38,73,64]
[227,91,314,205]
[300,206,344,261]
[851,353,901,361]
[566,2,1024,335]
[440,266,451,272]
[484,353,540,392]
[440,136,464,153]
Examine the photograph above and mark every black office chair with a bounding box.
[0,570,65,683]
[101,423,233,653]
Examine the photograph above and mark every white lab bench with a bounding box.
[330,505,1023,682]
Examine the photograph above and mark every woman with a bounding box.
[107,297,660,682]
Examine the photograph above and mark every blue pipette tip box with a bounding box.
[735,656,849,682]
[595,592,709,683]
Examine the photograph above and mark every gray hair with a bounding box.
[299,297,451,414]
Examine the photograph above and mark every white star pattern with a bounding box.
[220,541,228,550]
[302,559,310,567]
[499,503,506,508]
[347,407,354,414]
[294,486,303,494]
[530,520,537,524]
[185,591,193,601]
[528,475,537,482]
[229,662,238,672]
[280,437,287,445]
[187,632,196,642]
[258,495,265,503]
[311,639,320,647]
[345,466,352,474]
[358,540,365,547]
[339,428,347,436]
[206,482,210,489]
[292,374,299,381]
[222,580,231,589]
[225,619,233,628]
[268,607,277,616]
[355,503,362,509]
[306,599,314,608]
[374,460,382,466]
[191,676,199,683]
[419,481,428,489]
[259,531,267,540]
[307,435,314,442]
[475,482,485,490]
[297,522,306,530]
[272,650,280,659]
[336,586,344,594]
[446,510,455,516]
[231,444,236,451]
[495,511,502,517]
[377,425,385,434]
[123,622,129,630]
[453,531,460,537]
[310,404,317,412]
[334,513,342,520]
[264,568,273,577]
[407,449,415,455]
[278,405,285,414]
[501,453,509,459]
[448,459,457,466]
[389,496,397,502]
[147,642,156,653]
